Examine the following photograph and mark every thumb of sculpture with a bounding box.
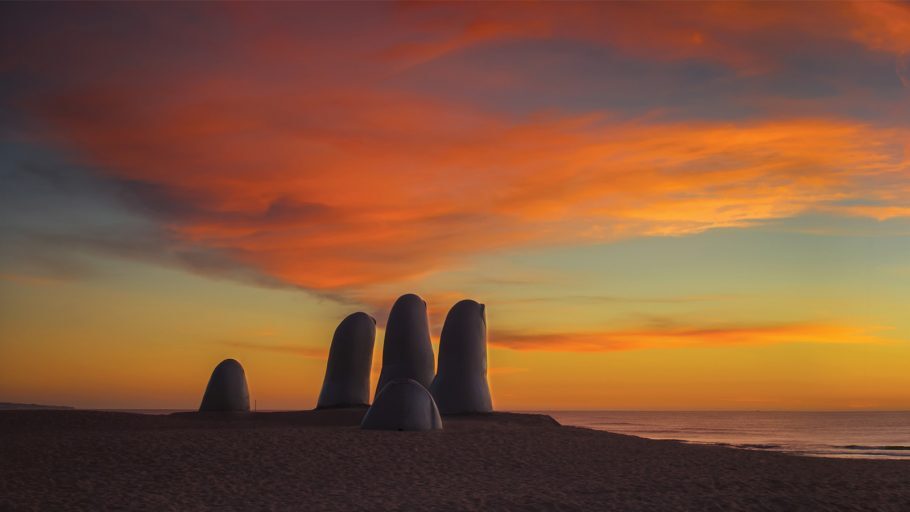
[361,378,443,431]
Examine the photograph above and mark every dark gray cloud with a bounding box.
[114,178,333,228]
[0,143,353,304]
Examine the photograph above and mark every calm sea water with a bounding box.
[545,411,910,460]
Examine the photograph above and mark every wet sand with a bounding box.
[1,410,908,511]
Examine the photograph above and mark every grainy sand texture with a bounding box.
[1,410,909,511]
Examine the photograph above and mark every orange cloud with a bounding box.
[848,2,910,55]
[27,83,909,294]
[491,323,891,352]
[8,1,910,297]
[384,2,910,75]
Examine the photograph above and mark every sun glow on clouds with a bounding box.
[28,98,910,294]
[5,1,908,299]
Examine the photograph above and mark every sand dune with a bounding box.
[1,410,908,511]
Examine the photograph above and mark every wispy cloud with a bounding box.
[496,294,741,306]
[0,272,66,287]
[491,323,892,352]
[219,340,326,359]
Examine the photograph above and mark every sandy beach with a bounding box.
[1,410,908,511]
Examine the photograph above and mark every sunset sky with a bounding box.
[1,2,909,410]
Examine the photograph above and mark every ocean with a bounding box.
[545,410,910,460]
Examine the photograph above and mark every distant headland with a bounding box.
[0,402,74,411]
